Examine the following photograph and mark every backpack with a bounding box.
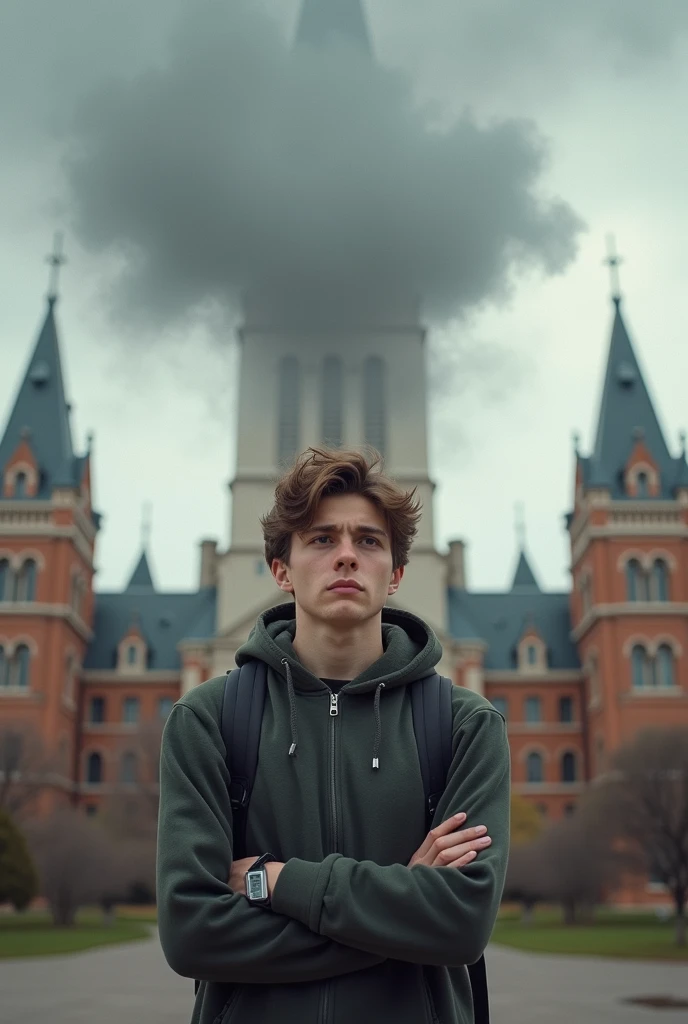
[214,661,490,1024]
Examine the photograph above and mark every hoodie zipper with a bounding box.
[322,689,340,1024]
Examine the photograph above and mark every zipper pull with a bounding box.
[330,693,339,717]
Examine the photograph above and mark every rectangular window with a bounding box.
[491,697,508,720]
[122,696,140,724]
[559,696,574,723]
[158,697,174,720]
[524,696,542,723]
[90,696,106,724]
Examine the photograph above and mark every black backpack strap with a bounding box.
[410,672,453,826]
[221,660,268,860]
[410,672,490,1024]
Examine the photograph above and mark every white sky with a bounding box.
[1,0,687,594]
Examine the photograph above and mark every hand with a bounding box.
[408,813,492,869]
[228,857,285,897]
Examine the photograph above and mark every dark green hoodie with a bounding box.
[157,604,510,1024]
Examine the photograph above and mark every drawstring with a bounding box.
[372,682,386,770]
[281,658,299,758]
[280,658,386,770]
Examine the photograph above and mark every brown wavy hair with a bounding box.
[262,447,422,570]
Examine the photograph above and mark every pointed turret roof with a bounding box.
[0,297,78,498]
[590,298,674,496]
[510,549,541,593]
[295,0,373,55]
[126,551,155,593]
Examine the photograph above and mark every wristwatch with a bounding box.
[245,853,277,907]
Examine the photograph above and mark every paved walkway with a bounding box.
[1,931,687,1023]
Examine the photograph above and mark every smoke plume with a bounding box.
[63,0,582,328]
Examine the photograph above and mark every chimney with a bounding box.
[447,539,467,589]
[199,539,218,589]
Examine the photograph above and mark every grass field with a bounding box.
[0,910,152,959]
[492,908,688,961]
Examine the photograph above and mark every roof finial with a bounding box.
[46,232,67,301]
[680,430,686,458]
[141,501,152,550]
[604,233,623,304]
[572,430,581,456]
[515,501,526,549]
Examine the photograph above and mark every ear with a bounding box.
[388,565,404,597]
[272,559,294,594]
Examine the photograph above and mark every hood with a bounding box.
[236,602,442,694]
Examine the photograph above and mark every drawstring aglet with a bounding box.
[372,757,379,770]
[289,743,297,757]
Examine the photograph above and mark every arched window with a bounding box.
[636,471,649,498]
[14,472,27,499]
[650,560,670,602]
[626,559,647,601]
[655,645,675,688]
[0,559,10,602]
[527,644,538,666]
[120,751,138,785]
[363,356,386,457]
[16,560,37,602]
[631,644,651,688]
[12,645,30,688]
[526,751,544,784]
[277,356,301,466]
[561,751,577,783]
[86,752,103,784]
[127,644,138,666]
[0,645,7,687]
[322,356,343,447]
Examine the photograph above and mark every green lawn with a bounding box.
[0,910,152,959]
[492,908,688,961]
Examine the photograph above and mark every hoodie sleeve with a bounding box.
[271,704,510,968]
[156,701,385,984]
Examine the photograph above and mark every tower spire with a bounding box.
[46,232,67,302]
[295,0,373,56]
[603,234,623,304]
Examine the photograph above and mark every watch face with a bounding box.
[247,869,268,902]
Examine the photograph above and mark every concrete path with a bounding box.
[1,931,687,1023]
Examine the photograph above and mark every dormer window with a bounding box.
[15,473,27,499]
[518,634,547,674]
[117,634,146,673]
[127,644,137,666]
[636,471,649,498]
[626,463,658,499]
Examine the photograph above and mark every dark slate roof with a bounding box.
[510,549,541,593]
[448,588,580,671]
[84,587,217,671]
[0,298,80,498]
[126,551,155,592]
[295,0,372,55]
[590,298,675,498]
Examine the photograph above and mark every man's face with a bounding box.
[272,493,403,626]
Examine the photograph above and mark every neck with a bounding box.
[292,610,384,681]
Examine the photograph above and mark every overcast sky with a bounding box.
[1,0,687,595]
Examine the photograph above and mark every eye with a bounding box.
[361,536,381,546]
[311,535,332,545]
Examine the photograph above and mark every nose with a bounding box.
[334,538,358,571]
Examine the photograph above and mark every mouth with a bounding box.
[327,580,364,594]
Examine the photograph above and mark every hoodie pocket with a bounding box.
[423,972,441,1024]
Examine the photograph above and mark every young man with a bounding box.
[157,447,510,1024]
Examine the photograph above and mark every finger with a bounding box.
[446,850,478,869]
[433,836,492,866]
[432,825,488,854]
[415,813,467,859]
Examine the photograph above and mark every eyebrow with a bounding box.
[304,524,388,539]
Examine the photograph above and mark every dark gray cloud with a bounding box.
[61,0,581,329]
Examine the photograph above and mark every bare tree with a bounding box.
[536,808,620,925]
[591,727,688,946]
[0,723,58,819]
[101,720,163,843]
[24,807,129,926]
[503,840,548,924]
